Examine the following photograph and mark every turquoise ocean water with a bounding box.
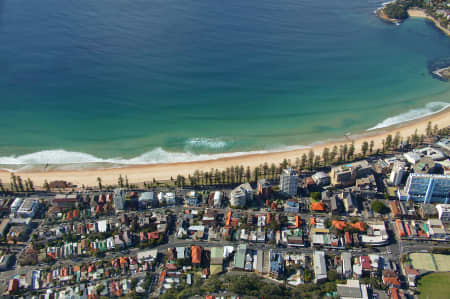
[0,0,449,168]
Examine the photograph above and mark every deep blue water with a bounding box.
[0,0,449,166]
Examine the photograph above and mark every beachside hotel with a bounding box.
[398,173,450,203]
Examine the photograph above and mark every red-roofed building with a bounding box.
[311,202,326,212]
[166,263,177,270]
[350,222,365,232]
[8,279,18,294]
[344,231,352,245]
[360,256,371,271]
[383,270,401,288]
[192,246,202,265]
[332,220,347,230]
[390,288,400,299]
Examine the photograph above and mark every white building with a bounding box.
[312,172,330,186]
[436,204,450,221]
[404,147,446,164]
[230,183,253,208]
[360,222,389,246]
[389,161,406,186]
[313,250,327,283]
[17,198,39,218]
[113,188,126,211]
[427,218,447,240]
[138,192,155,208]
[213,191,223,208]
[280,168,299,196]
[165,192,176,205]
[10,198,23,214]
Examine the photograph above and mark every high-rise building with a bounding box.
[389,161,406,186]
[280,168,299,196]
[113,188,126,211]
[399,174,450,203]
[230,183,253,207]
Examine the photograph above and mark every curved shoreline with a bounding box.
[407,8,450,36]
[0,107,448,187]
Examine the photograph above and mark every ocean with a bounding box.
[0,0,449,169]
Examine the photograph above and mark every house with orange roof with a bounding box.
[191,246,202,265]
[311,202,326,212]
[350,222,365,232]
[332,220,347,230]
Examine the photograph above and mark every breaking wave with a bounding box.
[367,101,449,130]
[185,137,228,149]
[0,145,308,168]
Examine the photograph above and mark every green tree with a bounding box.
[386,134,393,151]
[348,142,355,160]
[118,174,124,188]
[361,141,369,157]
[342,144,348,161]
[433,124,439,135]
[308,150,314,170]
[44,180,50,192]
[371,200,389,214]
[322,147,330,165]
[97,177,102,190]
[300,153,307,170]
[330,145,338,162]
[27,178,34,192]
[393,132,401,150]
[17,176,24,192]
[426,121,432,136]
[369,140,374,154]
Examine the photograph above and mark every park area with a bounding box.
[417,272,450,299]
[410,253,450,271]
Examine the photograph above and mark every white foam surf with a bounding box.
[367,101,450,131]
[185,137,227,149]
[0,144,310,168]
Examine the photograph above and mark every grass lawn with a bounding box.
[433,254,450,272]
[410,253,436,271]
[417,272,450,299]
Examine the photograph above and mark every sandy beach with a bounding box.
[0,108,449,187]
[408,8,450,36]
